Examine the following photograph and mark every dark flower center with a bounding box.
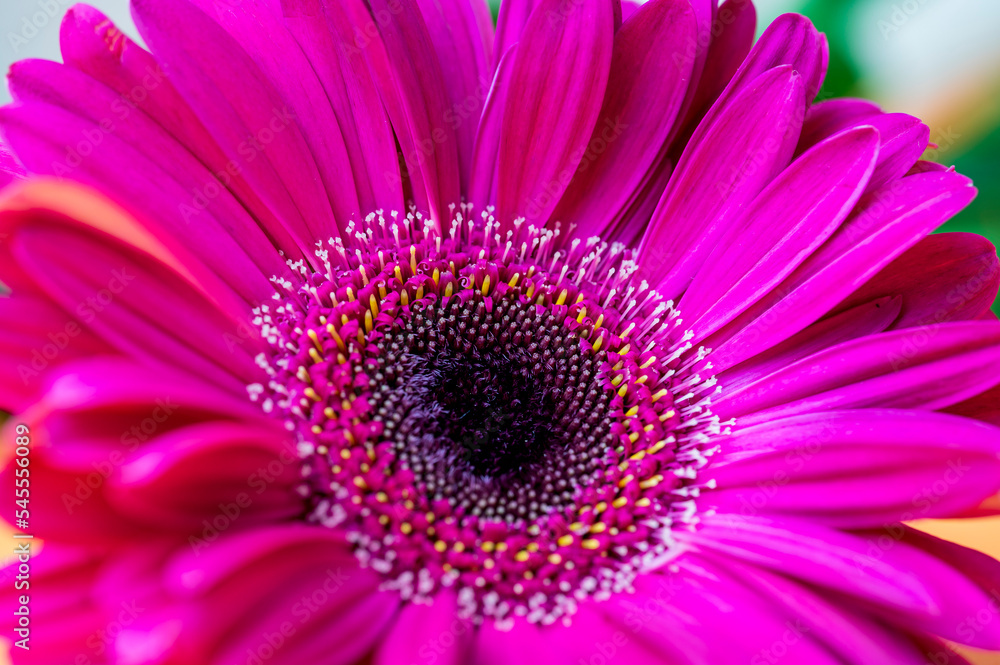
[369,293,615,523]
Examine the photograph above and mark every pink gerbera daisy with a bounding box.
[2,0,1000,663]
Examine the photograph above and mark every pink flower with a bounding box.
[2,0,1000,663]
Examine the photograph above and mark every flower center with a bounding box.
[250,208,722,627]
[372,291,615,523]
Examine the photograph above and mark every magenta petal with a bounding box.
[599,579,706,665]
[156,525,394,665]
[0,546,109,663]
[0,355,270,542]
[947,384,1000,427]
[0,450,152,543]
[851,527,1000,649]
[798,98,882,148]
[281,0,404,213]
[0,291,111,412]
[60,5,212,157]
[733,561,937,664]
[183,0,365,227]
[682,12,827,161]
[493,0,542,69]
[718,321,1000,421]
[342,0,462,222]
[374,592,468,665]
[685,513,938,613]
[720,296,901,394]
[473,604,669,665]
[902,526,1000,608]
[131,0,338,246]
[213,581,396,665]
[5,61,289,302]
[798,103,929,192]
[468,44,519,209]
[35,357,268,447]
[58,5,312,265]
[603,0,714,245]
[608,558,844,665]
[0,141,25,188]
[10,222,261,392]
[678,0,757,135]
[413,0,493,189]
[164,522,357,599]
[708,410,1000,527]
[496,0,614,228]
[860,114,929,191]
[106,422,302,529]
[726,13,827,105]
[838,232,1000,330]
[706,169,977,372]
[550,0,698,240]
[637,66,805,299]
[682,126,880,338]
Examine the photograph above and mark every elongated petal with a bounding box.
[0,188,261,392]
[708,410,1000,527]
[681,12,827,160]
[345,0,462,222]
[493,0,542,67]
[637,66,805,299]
[837,232,1000,330]
[107,422,301,529]
[947,384,1000,427]
[718,321,1000,421]
[374,593,470,665]
[0,290,111,412]
[798,98,882,148]
[681,0,757,129]
[852,526,1000,649]
[682,126,879,338]
[413,0,493,189]
[185,0,364,225]
[734,562,932,664]
[685,514,938,613]
[147,526,394,665]
[551,0,698,239]
[706,170,977,371]
[468,44,518,209]
[0,141,25,187]
[797,103,928,192]
[720,296,901,394]
[0,547,109,662]
[5,61,287,302]
[497,0,614,229]
[132,0,337,247]
[281,0,404,212]
[473,604,672,665]
[58,5,311,263]
[605,557,846,665]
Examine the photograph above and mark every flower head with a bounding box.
[2,0,1000,664]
